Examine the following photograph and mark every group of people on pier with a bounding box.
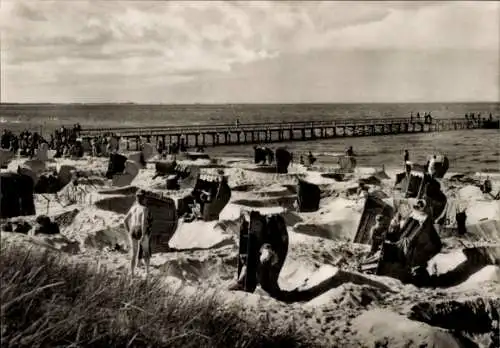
[465,112,493,123]
[409,112,433,124]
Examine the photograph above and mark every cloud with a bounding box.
[1,0,498,102]
[11,1,47,21]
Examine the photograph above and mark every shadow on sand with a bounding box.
[422,246,500,288]
[257,246,500,304]
[260,267,396,304]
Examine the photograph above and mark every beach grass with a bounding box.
[0,244,318,348]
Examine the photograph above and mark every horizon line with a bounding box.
[1,100,499,106]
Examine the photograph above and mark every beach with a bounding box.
[1,145,499,347]
[2,0,500,345]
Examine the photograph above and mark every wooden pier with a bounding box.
[79,117,492,151]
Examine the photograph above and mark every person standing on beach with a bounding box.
[369,214,386,256]
[123,189,154,277]
[404,149,409,164]
[403,161,413,197]
[307,151,316,166]
[346,146,354,156]
[428,155,437,178]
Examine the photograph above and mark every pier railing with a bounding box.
[80,117,464,137]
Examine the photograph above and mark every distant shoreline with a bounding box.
[1,101,499,107]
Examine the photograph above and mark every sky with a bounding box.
[0,0,499,104]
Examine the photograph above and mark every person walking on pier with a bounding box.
[404,149,410,165]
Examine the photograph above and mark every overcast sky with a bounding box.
[1,1,499,103]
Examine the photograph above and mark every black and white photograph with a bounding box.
[1,1,499,347]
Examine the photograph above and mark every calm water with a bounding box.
[1,102,499,173]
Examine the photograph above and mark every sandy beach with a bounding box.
[1,147,499,347]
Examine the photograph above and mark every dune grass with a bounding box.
[0,244,318,348]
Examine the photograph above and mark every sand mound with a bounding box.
[1,231,80,254]
[129,168,166,190]
[60,207,124,245]
[409,297,500,335]
[458,185,486,201]
[293,197,364,241]
[467,220,500,242]
[353,309,468,348]
[169,220,235,250]
[427,250,468,276]
[56,182,101,207]
[373,169,391,180]
[34,234,81,254]
[455,265,500,288]
[303,283,387,309]
[158,253,236,285]
[83,225,129,251]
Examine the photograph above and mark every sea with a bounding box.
[1,102,499,174]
